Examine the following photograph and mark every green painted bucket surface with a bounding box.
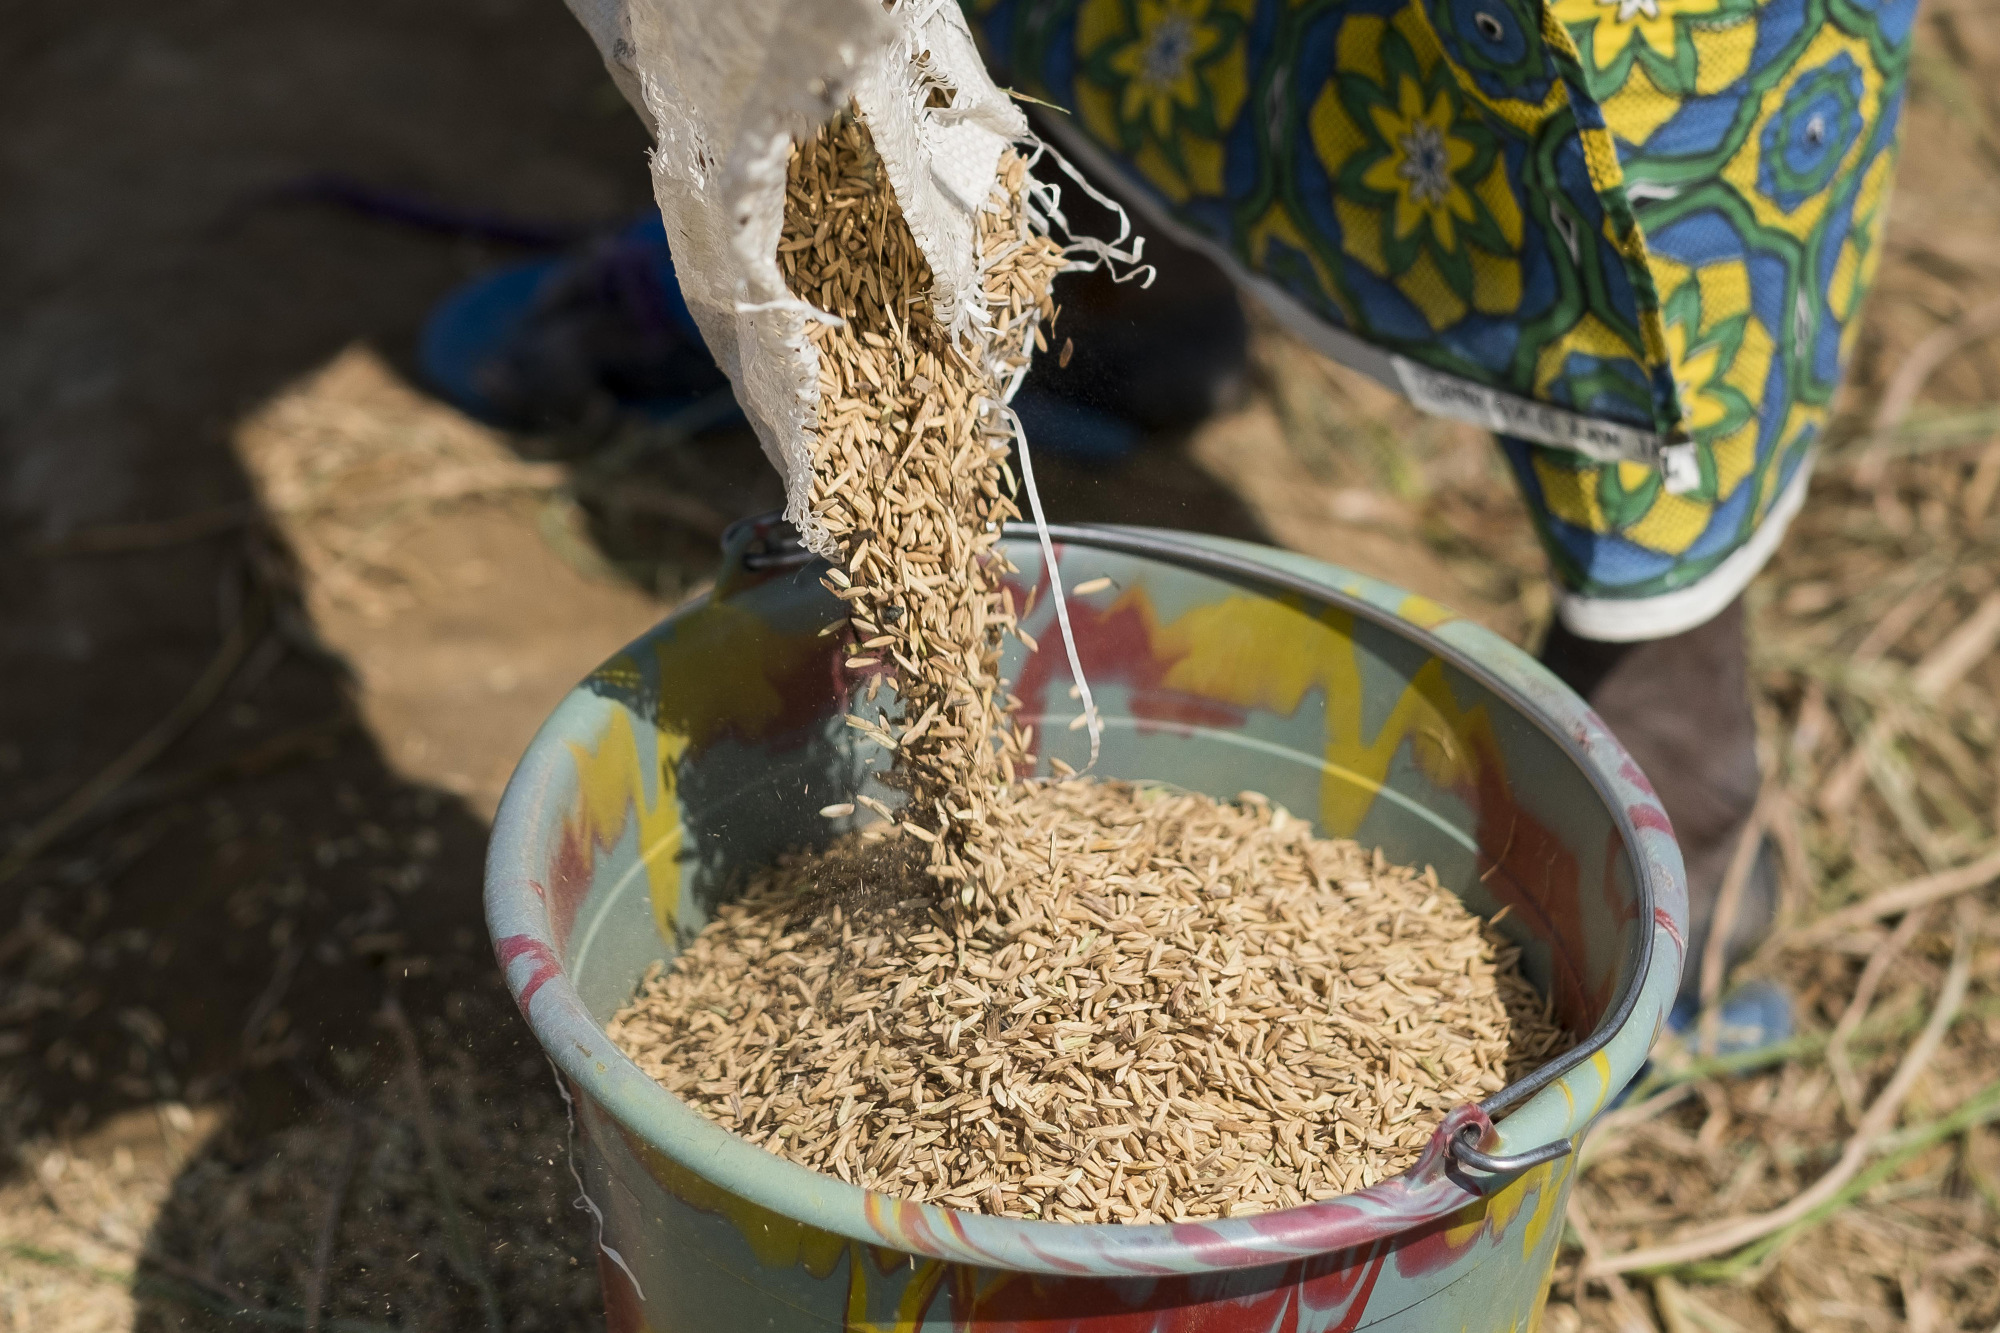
[486,520,1687,1332]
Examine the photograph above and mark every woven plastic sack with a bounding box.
[562,0,1058,557]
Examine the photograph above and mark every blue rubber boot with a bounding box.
[1666,979,1795,1056]
[420,209,1248,459]
[420,214,736,429]
[1611,980,1795,1108]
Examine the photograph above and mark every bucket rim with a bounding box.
[486,522,1686,1276]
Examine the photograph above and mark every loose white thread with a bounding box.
[1018,137,1155,287]
[1000,401,1102,773]
[550,1059,648,1303]
[983,136,1144,775]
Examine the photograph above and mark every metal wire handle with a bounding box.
[1448,1122,1573,1176]
[727,516,814,571]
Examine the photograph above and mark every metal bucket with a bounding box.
[487,520,1686,1332]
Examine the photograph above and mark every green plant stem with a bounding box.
[1623,990,2000,1105]
[1674,1074,2000,1281]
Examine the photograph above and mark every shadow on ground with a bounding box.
[0,5,1273,1329]
[4,3,644,1328]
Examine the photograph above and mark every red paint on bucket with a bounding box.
[494,933,561,1015]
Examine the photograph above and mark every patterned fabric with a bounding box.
[1504,0,1908,612]
[967,0,1912,624]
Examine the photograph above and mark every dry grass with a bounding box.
[1528,450,2000,1333]
[0,1019,598,1333]
[12,207,1999,1333]
[1228,308,2000,1332]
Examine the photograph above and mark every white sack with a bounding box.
[562,0,1033,556]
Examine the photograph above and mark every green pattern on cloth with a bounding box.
[968,0,1913,610]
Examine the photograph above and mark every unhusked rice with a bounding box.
[609,781,1569,1223]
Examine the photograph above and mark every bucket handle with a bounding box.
[1447,1122,1573,1176]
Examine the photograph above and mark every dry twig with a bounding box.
[381,994,505,1333]
[32,504,256,556]
[302,1121,362,1333]
[1786,843,2000,946]
[1962,440,2000,522]
[1697,787,1775,1055]
[1859,295,2000,483]
[1591,909,1974,1275]
[1567,1195,1661,1332]
[0,602,259,884]
[1822,592,2000,814]
[1826,904,1934,1120]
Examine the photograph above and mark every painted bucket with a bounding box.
[487,519,1687,1332]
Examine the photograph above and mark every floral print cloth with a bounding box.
[968,0,1913,634]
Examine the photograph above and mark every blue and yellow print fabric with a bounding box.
[966,0,1913,606]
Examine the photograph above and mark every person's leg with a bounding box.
[420,214,734,429]
[1496,424,1807,1033]
[1012,223,1249,463]
[1539,600,1777,1011]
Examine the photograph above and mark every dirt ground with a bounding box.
[5,1,2000,1330]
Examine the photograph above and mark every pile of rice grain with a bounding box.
[610,781,1568,1222]
[607,112,1571,1224]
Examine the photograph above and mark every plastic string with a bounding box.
[1017,136,1155,288]
[550,1058,648,1303]
[999,399,1101,774]
[985,132,1155,775]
